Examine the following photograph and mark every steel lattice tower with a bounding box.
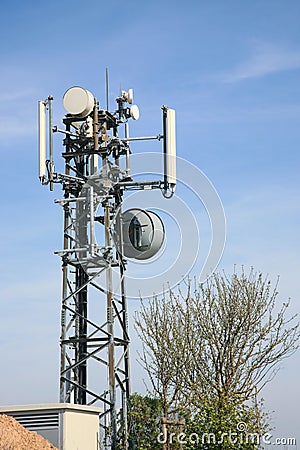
[38,83,176,449]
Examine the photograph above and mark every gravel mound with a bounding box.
[0,414,59,449]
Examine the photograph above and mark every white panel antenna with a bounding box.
[38,101,47,184]
[163,107,177,195]
[38,97,54,190]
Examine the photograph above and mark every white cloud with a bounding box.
[224,42,300,82]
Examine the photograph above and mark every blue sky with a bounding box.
[0,0,300,446]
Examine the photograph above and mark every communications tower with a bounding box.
[38,80,176,449]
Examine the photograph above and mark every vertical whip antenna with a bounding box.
[106,67,109,111]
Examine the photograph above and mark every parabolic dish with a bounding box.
[130,104,140,120]
[63,86,94,118]
[122,208,165,260]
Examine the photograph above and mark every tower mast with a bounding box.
[38,83,176,449]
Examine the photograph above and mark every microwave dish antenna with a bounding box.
[63,86,95,117]
[122,208,165,260]
[129,104,140,120]
[121,88,133,104]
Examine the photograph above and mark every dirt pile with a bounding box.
[0,414,58,450]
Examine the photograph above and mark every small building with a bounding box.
[0,403,102,450]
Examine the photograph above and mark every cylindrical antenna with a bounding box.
[38,101,47,184]
[106,67,109,111]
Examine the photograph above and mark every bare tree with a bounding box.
[135,268,300,415]
[135,291,193,417]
